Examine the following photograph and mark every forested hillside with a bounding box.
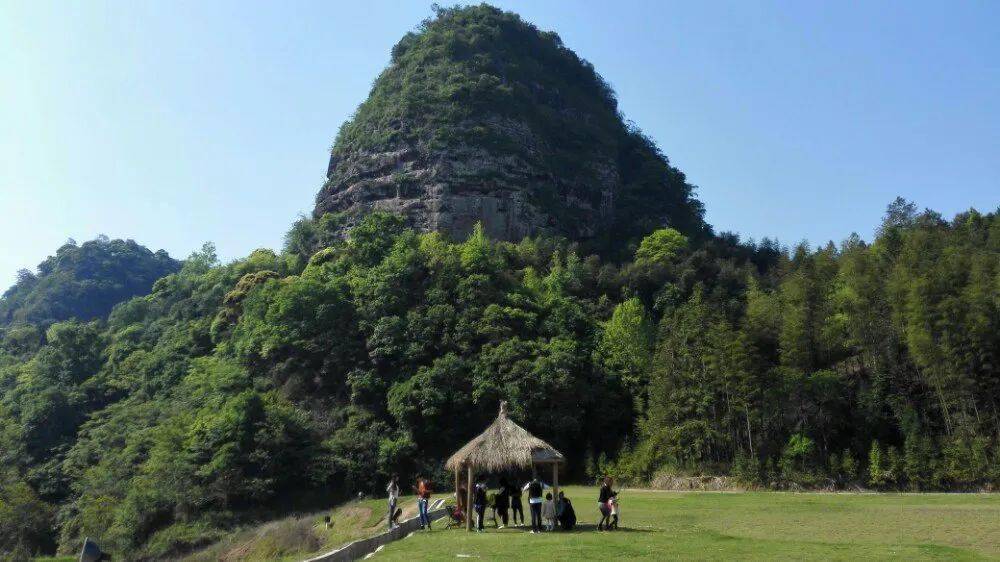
[1,202,998,560]
[0,236,179,327]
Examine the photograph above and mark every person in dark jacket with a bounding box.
[495,477,511,528]
[597,476,614,531]
[527,477,544,533]
[510,479,524,526]
[473,477,489,532]
[557,491,576,531]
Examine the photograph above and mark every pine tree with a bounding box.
[868,440,887,487]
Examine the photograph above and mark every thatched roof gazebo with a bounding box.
[445,401,565,530]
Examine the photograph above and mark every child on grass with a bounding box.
[541,492,556,531]
[608,493,619,530]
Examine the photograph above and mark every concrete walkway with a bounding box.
[303,499,447,562]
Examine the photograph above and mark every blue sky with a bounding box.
[2,1,997,288]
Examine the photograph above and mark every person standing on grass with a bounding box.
[527,476,544,533]
[415,476,433,530]
[597,476,614,531]
[542,492,556,531]
[554,490,565,529]
[495,477,511,529]
[510,479,524,526]
[386,473,400,530]
[472,476,489,532]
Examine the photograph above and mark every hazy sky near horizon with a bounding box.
[2,0,997,289]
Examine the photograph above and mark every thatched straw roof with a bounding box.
[445,401,565,472]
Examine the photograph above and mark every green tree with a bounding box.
[868,440,887,487]
[0,471,56,558]
[593,297,653,406]
[635,228,688,266]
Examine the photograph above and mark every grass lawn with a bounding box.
[372,487,1000,561]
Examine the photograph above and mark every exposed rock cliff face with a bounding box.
[315,5,708,249]
[318,141,553,242]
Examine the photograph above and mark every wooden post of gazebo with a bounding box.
[466,463,474,531]
[445,401,566,532]
[552,462,559,508]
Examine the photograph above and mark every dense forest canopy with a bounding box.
[1,201,997,559]
[0,236,179,328]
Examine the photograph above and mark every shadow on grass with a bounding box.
[569,524,655,534]
[449,523,655,534]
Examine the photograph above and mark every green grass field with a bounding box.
[372,487,1000,561]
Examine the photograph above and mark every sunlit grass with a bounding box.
[371,487,1000,561]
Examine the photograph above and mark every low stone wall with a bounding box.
[303,503,447,562]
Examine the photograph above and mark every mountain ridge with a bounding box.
[0,236,180,328]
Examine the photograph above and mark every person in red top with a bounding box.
[414,476,433,530]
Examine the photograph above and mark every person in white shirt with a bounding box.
[386,474,400,529]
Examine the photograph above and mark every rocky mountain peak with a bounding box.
[315,4,708,251]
